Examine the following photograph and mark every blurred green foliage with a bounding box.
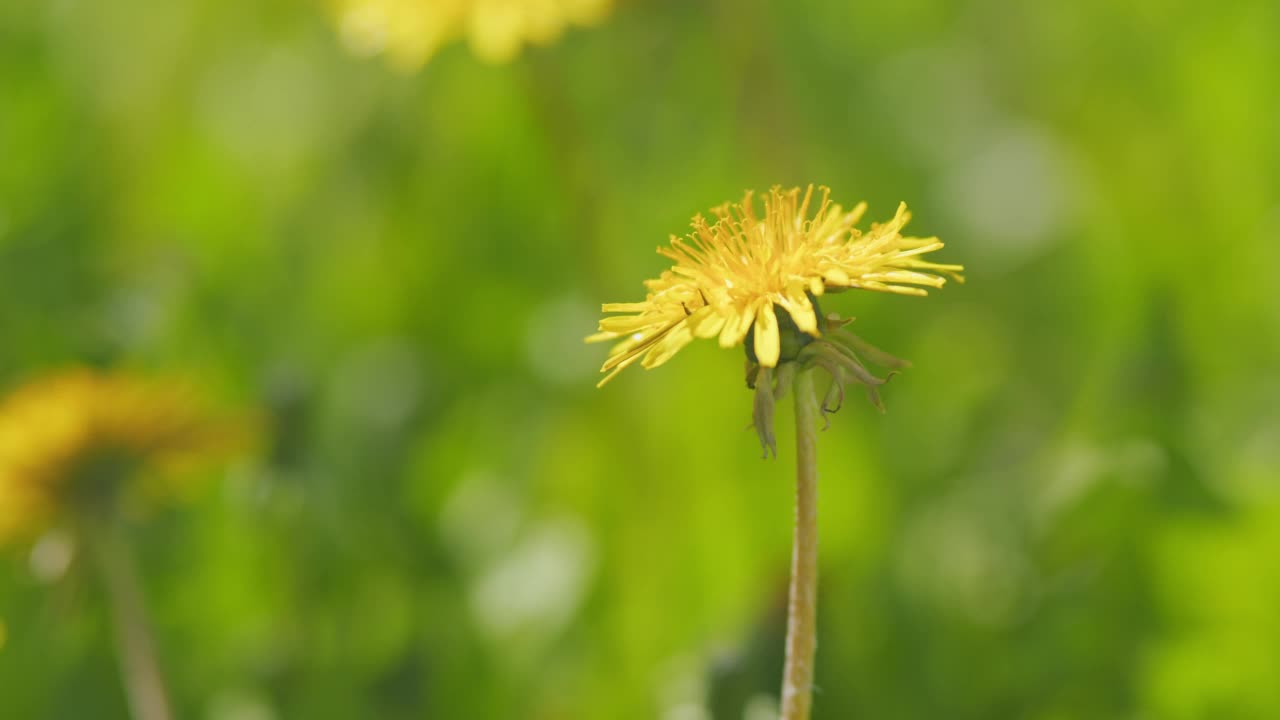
[2,0,1279,718]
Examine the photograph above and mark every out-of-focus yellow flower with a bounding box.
[334,0,612,69]
[0,369,247,546]
[588,185,964,386]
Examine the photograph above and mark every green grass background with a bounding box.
[2,0,1279,717]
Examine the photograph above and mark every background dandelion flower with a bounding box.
[588,185,964,386]
[334,0,613,69]
[0,369,248,546]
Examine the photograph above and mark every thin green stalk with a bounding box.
[87,519,174,720]
[781,367,819,719]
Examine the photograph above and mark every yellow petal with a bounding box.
[599,315,665,334]
[846,201,868,226]
[882,202,911,233]
[596,358,639,387]
[780,287,818,335]
[753,303,780,367]
[642,323,695,369]
[893,240,945,258]
[866,270,948,287]
[718,304,757,348]
[687,306,727,339]
[824,268,850,286]
[601,302,653,312]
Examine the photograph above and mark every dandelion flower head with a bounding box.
[335,0,612,68]
[588,185,964,386]
[0,369,245,546]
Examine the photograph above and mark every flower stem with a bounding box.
[87,519,174,720]
[781,367,819,720]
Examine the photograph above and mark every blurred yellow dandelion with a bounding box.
[334,0,612,69]
[0,369,247,546]
[587,185,965,386]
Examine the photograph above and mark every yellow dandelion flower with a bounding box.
[0,369,247,547]
[589,186,967,717]
[587,185,964,387]
[334,0,612,69]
